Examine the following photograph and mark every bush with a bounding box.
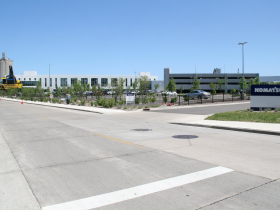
[123,106,128,110]
[264,109,268,112]
[141,97,149,104]
[259,108,262,112]
[183,96,189,102]
[117,105,121,109]
[107,98,116,108]
[268,108,271,111]
[150,96,156,103]
[171,98,177,103]
[81,99,86,106]
[212,90,216,95]
[90,101,94,106]
[135,97,140,104]
[151,104,160,108]
[163,96,168,103]
[94,101,98,107]
[145,105,150,108]
[138,106,143,109]
[275,108,280,112]
[250,109,253,112]
[132,105,136,109]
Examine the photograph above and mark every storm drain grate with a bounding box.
[132,129,152,131]
[172,135,198,139]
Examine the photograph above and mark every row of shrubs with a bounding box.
[247,108,280,112]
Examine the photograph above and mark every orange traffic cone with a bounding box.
[21,101,23,105]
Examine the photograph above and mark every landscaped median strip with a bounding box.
[42,166,233,210]
[170,123,280,136]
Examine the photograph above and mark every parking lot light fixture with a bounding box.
[238,42,248,99]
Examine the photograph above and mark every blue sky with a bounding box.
[2,0,279,79]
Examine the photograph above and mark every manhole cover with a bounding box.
[132,129,152,131]
[172,135,198,139]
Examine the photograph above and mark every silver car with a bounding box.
[184,90,211,99]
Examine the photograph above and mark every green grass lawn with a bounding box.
[206,110,280,124]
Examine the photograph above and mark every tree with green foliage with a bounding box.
[138,75,150,102]
[216,78,226,93]
[239,77,249,92]
[166,78,176,92]
[209,83,217,95]
[126,85,131,92]
[55,86,62,100]
[114,78,125,102]
[154,83,160,93]
[73,78,83,99]
[132,79,138,92]
[179,85,184,94]
[190,77,200,92]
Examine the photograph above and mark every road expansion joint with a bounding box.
[196,177,280,210]
[0,130,42,209]
[21,150,154,172]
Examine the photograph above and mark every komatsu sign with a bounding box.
[251,85,280,110]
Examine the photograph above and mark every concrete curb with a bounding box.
[1,98,105,114]
[170,122,280,136]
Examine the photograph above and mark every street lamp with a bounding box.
[238,42,248,99]
[49,64,52,91]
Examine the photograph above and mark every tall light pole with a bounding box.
[238,42,247,99]
[49,64,52,90]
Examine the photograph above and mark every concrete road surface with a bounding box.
[0,100,279,210]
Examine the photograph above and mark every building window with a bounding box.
[111,78,117,87]
[125,78,127,86]
[130,78,132,86]
[45,78,47,87]
[55,78,57,87]
[24,78,26,81]
[71,78,76,86]
[101,78,108,87]
[29,78,31,81]
[50,78,52,87]
[60,78,67,86]
[21,81,37,86]
[91,78,98,86]
[34,78,36,81]
[81,78,88,85]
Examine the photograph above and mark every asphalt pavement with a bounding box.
[1,99,280,210]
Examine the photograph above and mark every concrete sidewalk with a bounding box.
[2,97,280,136]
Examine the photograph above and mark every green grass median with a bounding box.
[206,110,280,124]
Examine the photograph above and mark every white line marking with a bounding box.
[43,166,233,210]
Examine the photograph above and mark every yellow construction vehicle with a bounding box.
[0,66,23,90]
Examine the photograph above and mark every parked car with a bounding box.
[169,91,177,96]
[184,90,211,99]
[107,90,116,95]
[85,91,93,96]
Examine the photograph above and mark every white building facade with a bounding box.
[15,71,158,90]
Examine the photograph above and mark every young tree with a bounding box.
[239,77,249,92]
[166,78,176,92]
[209,83,218,95]
[190,77,200,92]
[179,85,184,94]
[115,78,125,102]
[73,78,83,99]
[216,78,226,93]
[154,83,160,93]
[126,85,131,92]
[132,79,138,92]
